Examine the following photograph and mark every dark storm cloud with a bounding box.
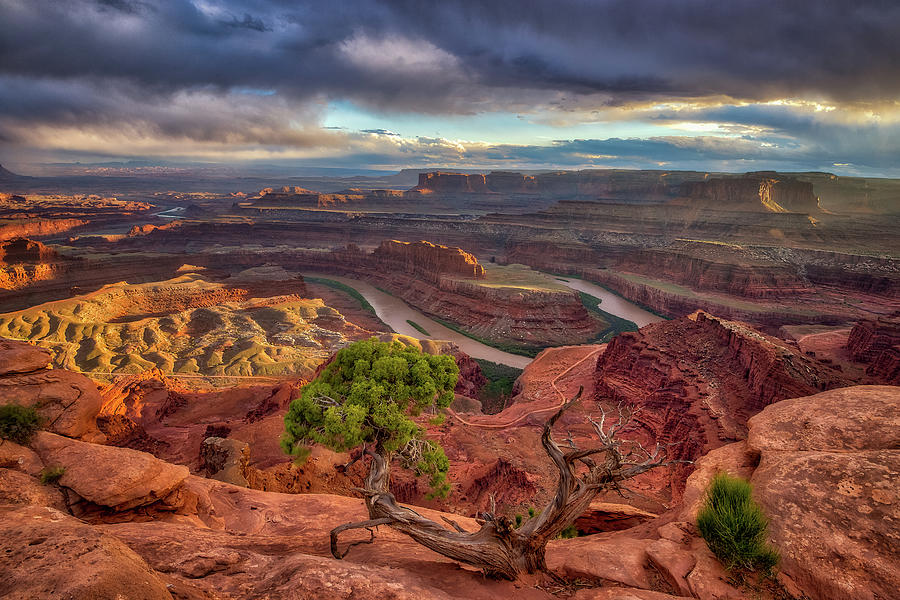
[0,0,898,172]
[2,0,899,109]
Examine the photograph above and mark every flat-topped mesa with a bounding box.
[0,238,59,265]
[373,240,485,282]
[413,171,489,193]
[412,171,539,194]
[678,173,819,213]
[251,186,366,209]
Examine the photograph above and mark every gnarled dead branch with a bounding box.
[329,386,682,579]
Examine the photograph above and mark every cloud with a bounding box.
[0,0,898,173]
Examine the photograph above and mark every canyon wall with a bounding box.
[372,239,485,282]
[0,238,66,291]
[594,311,850,494]
[294,242,602,347]
[846,315,900,384]
[678,173,819,213]
[615,247,813,298]
[585,268,850,327]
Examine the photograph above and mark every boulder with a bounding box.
[0,439,43,475]
[0,504,173,600]
[31,432,189,511]
[752,449,899,600]
[747,385,900,600]
[546,536,653,589]
[746,385,900,453]
[645,538,695,597]
[0,338,50,375]
[0,368,103,439]
[685,543,752,600]
[677,441,757,522]
[200,436,250,487]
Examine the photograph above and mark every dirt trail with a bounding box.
[448,346,603,430]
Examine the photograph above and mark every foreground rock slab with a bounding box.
[0,504,173,600]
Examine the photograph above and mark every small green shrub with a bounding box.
[697,472,780,574]
[40,466,65,485]
[0,404,43,445]
[557,525,579,539]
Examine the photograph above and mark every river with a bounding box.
[552,276,665,328]
[307,273,665,369]
[303,273,533,369]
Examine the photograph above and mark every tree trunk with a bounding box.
[329,390,674,580]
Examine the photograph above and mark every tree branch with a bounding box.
[330,517,392,559]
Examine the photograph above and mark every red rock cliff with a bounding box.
[414,171,490,193]
[678,174,819,213]
[846,315,900,384]
[373,239,485,282]
[594,311,849,495]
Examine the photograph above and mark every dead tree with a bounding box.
[330,388,680,579]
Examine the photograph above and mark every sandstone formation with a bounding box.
[748,387,899,600]
[32,431,190,511]
[0,469,67,510]
[677,173,820,213]
[594,311,850,495]
[2,327,897,600]
[294,242,603,347]
[374,239,486,280]
[0,504,174,600]
[0,339,103,439]
[0,192,153,242]
[846,315,900,384]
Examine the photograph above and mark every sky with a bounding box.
[1,0,899,176]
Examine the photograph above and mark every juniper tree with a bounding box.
[283,338,678,580]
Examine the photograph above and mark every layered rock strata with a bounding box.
[846,315,900,384]
[594,311,850,494]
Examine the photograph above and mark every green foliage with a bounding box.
[40,466,65,485]
[515,514,523,527]
[406,320,431,337]
[415,439,451,498]
[527,506,536,518]
[697,473,780,574]
[473,358,523,413]
[0,404,43,445]
[428,413,446,425]
[558,525,579,539]
[282,338,459,497]
[304,277,377,314]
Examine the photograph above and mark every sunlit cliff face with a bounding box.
[0,0,898,175]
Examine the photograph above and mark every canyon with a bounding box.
[0,164,898,599]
